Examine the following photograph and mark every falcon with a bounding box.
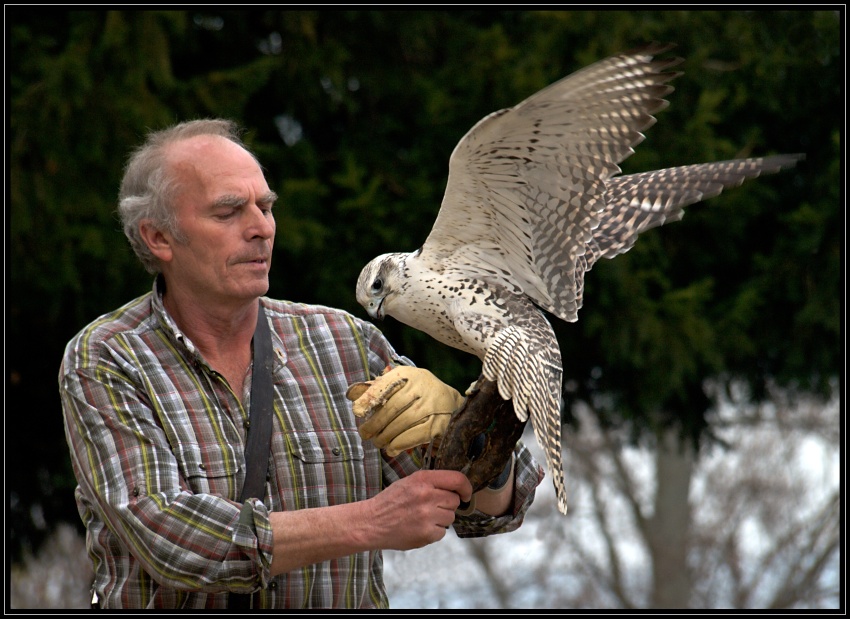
[355,43,803,515]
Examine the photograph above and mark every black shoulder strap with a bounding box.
[239,303,275,502]
[229,304,275,610]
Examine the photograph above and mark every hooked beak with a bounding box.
[368,298,384,320]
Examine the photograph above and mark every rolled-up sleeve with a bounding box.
[451,441,544,537]
[60,340,273,597]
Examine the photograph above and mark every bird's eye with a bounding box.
[371,278,383,292]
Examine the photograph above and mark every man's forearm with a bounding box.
[268,501,374,576]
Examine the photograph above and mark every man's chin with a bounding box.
[251,278,271,298]
[233,276,270,301]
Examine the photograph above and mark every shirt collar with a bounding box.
[151,274,201,359]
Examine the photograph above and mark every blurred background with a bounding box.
[8,8,841,609]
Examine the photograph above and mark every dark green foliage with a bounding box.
[8,9,840,559]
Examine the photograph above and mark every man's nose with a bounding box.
[247,205,275,239]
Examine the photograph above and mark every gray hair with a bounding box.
[118,118,256,274]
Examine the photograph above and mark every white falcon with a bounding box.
[355,43,803,515]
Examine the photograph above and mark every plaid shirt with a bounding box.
[59,278,543,609]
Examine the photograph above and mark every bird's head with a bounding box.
[355,253,407,320]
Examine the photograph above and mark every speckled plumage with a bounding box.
[355,44,802,516]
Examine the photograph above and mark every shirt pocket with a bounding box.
[282,430,366,506]
[174,442,242,496]
[288,430,365,463]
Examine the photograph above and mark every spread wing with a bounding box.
[570,154,804,304]
[590,155,806,261]
[419,43,683,323]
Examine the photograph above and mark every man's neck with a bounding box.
[162,285,259,370]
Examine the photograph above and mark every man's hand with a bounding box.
[346,366,464,456]
[367,470,472,549]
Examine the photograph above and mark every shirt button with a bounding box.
[199,463,206,470]
[244,420,251,430]
[132,487,140,497]
[332,447,341,456]
[269,582,277,590]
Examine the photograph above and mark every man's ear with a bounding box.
[139,219,173,263]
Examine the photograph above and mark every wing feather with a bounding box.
[482,324,568,514]
[570,155,805,313]
[420,44,683,324]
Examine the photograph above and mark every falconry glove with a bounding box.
[346,366,464,457]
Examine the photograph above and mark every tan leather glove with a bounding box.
[345,366,464,457]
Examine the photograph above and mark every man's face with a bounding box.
[159,135,277,309]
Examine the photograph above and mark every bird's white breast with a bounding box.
[387,259,513,360]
